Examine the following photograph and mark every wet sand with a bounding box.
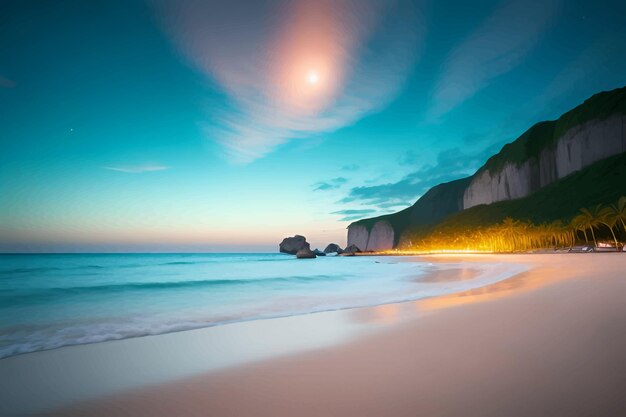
[50,253,626,417]
[416,265,479,282]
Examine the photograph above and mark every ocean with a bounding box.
[0,253,522,359]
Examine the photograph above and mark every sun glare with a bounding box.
[307,71,319,85]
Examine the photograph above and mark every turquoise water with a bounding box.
[0,253,521,359]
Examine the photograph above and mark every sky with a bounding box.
[1,0,626,252]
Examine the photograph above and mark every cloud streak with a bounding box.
[155,0,423,163]
[429,0,558,118]
[331,208,377,222]
[340,164,360,172]
[103,164,169,173]
[529,35,621,116]
[313,177,348,191]
[344,145,500,208]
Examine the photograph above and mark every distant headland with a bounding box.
[347,86,626,253]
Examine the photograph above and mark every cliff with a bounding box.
[347,221,394,252]
[403,152,626,245]
[348,86,626,250]
[347,177,470,250]
[464,114,626,208]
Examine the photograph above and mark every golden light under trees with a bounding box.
[388,196,626,254]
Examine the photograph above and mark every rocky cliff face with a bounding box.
[463,115,626,209]
[364,221,395,251]
[346,221,394,252]
[462,160,535,208]
[347,224,369,251]
[347,87,626,251]
[553,114,626,180]
[346,178,469,251]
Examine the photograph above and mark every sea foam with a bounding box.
[0,253,526,358]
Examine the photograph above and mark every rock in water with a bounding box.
[323,243,343,254]
[343,244,362,254]
[279,235,310,254]
[338,244,361,255]
[313,249,326,256]
[296,248,317,259]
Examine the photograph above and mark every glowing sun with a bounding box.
[306,71,320,85]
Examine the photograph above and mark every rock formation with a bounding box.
[313,249,326,256]
[296,248,316,259]
[365,221,394,251]
[346,221,395,252]
[463,115,626,208]
[323,243,343,254]
[343,244,361,254]
[347,225,369,252]
[279,235,310,255]
[346,178,469,252]
[347,87,626,251]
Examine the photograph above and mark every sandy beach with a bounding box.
[4,3,625,416]
[27,253,623,417]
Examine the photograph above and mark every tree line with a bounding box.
[397,196,626,253]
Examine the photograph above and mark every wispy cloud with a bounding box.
[155,0,423,163]
[376,201,412,209]
[477,35,625,153]
[103,164,169,173]
[343,145,499,208]
[398,150,420,166]
[429,0,558,119]
[340,164,360,172]
[331,208,377,222]
[313,177,348,191]
[528,35,621,117]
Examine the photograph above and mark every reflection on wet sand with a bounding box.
[417,267,561,311]
[417,267,478,283]
[353,303,403,325]
[50,254,626,417]
[351,259,531,326]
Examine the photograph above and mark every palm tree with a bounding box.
[548,220,568,248]
[501,217,519,251]
[570,216,586,243]
[613,196,626,233]
[573,207,601,247]
[599,205,621,248]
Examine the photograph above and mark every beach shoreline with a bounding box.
[54,253,626,417]
[2,253,626,416]
[0,253,525,360]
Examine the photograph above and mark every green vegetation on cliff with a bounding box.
[480,86,626,175]
[351,177,470,246]
[398,152,626,247]
[349,86,626,249]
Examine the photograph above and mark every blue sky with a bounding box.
[1,0,625,252]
